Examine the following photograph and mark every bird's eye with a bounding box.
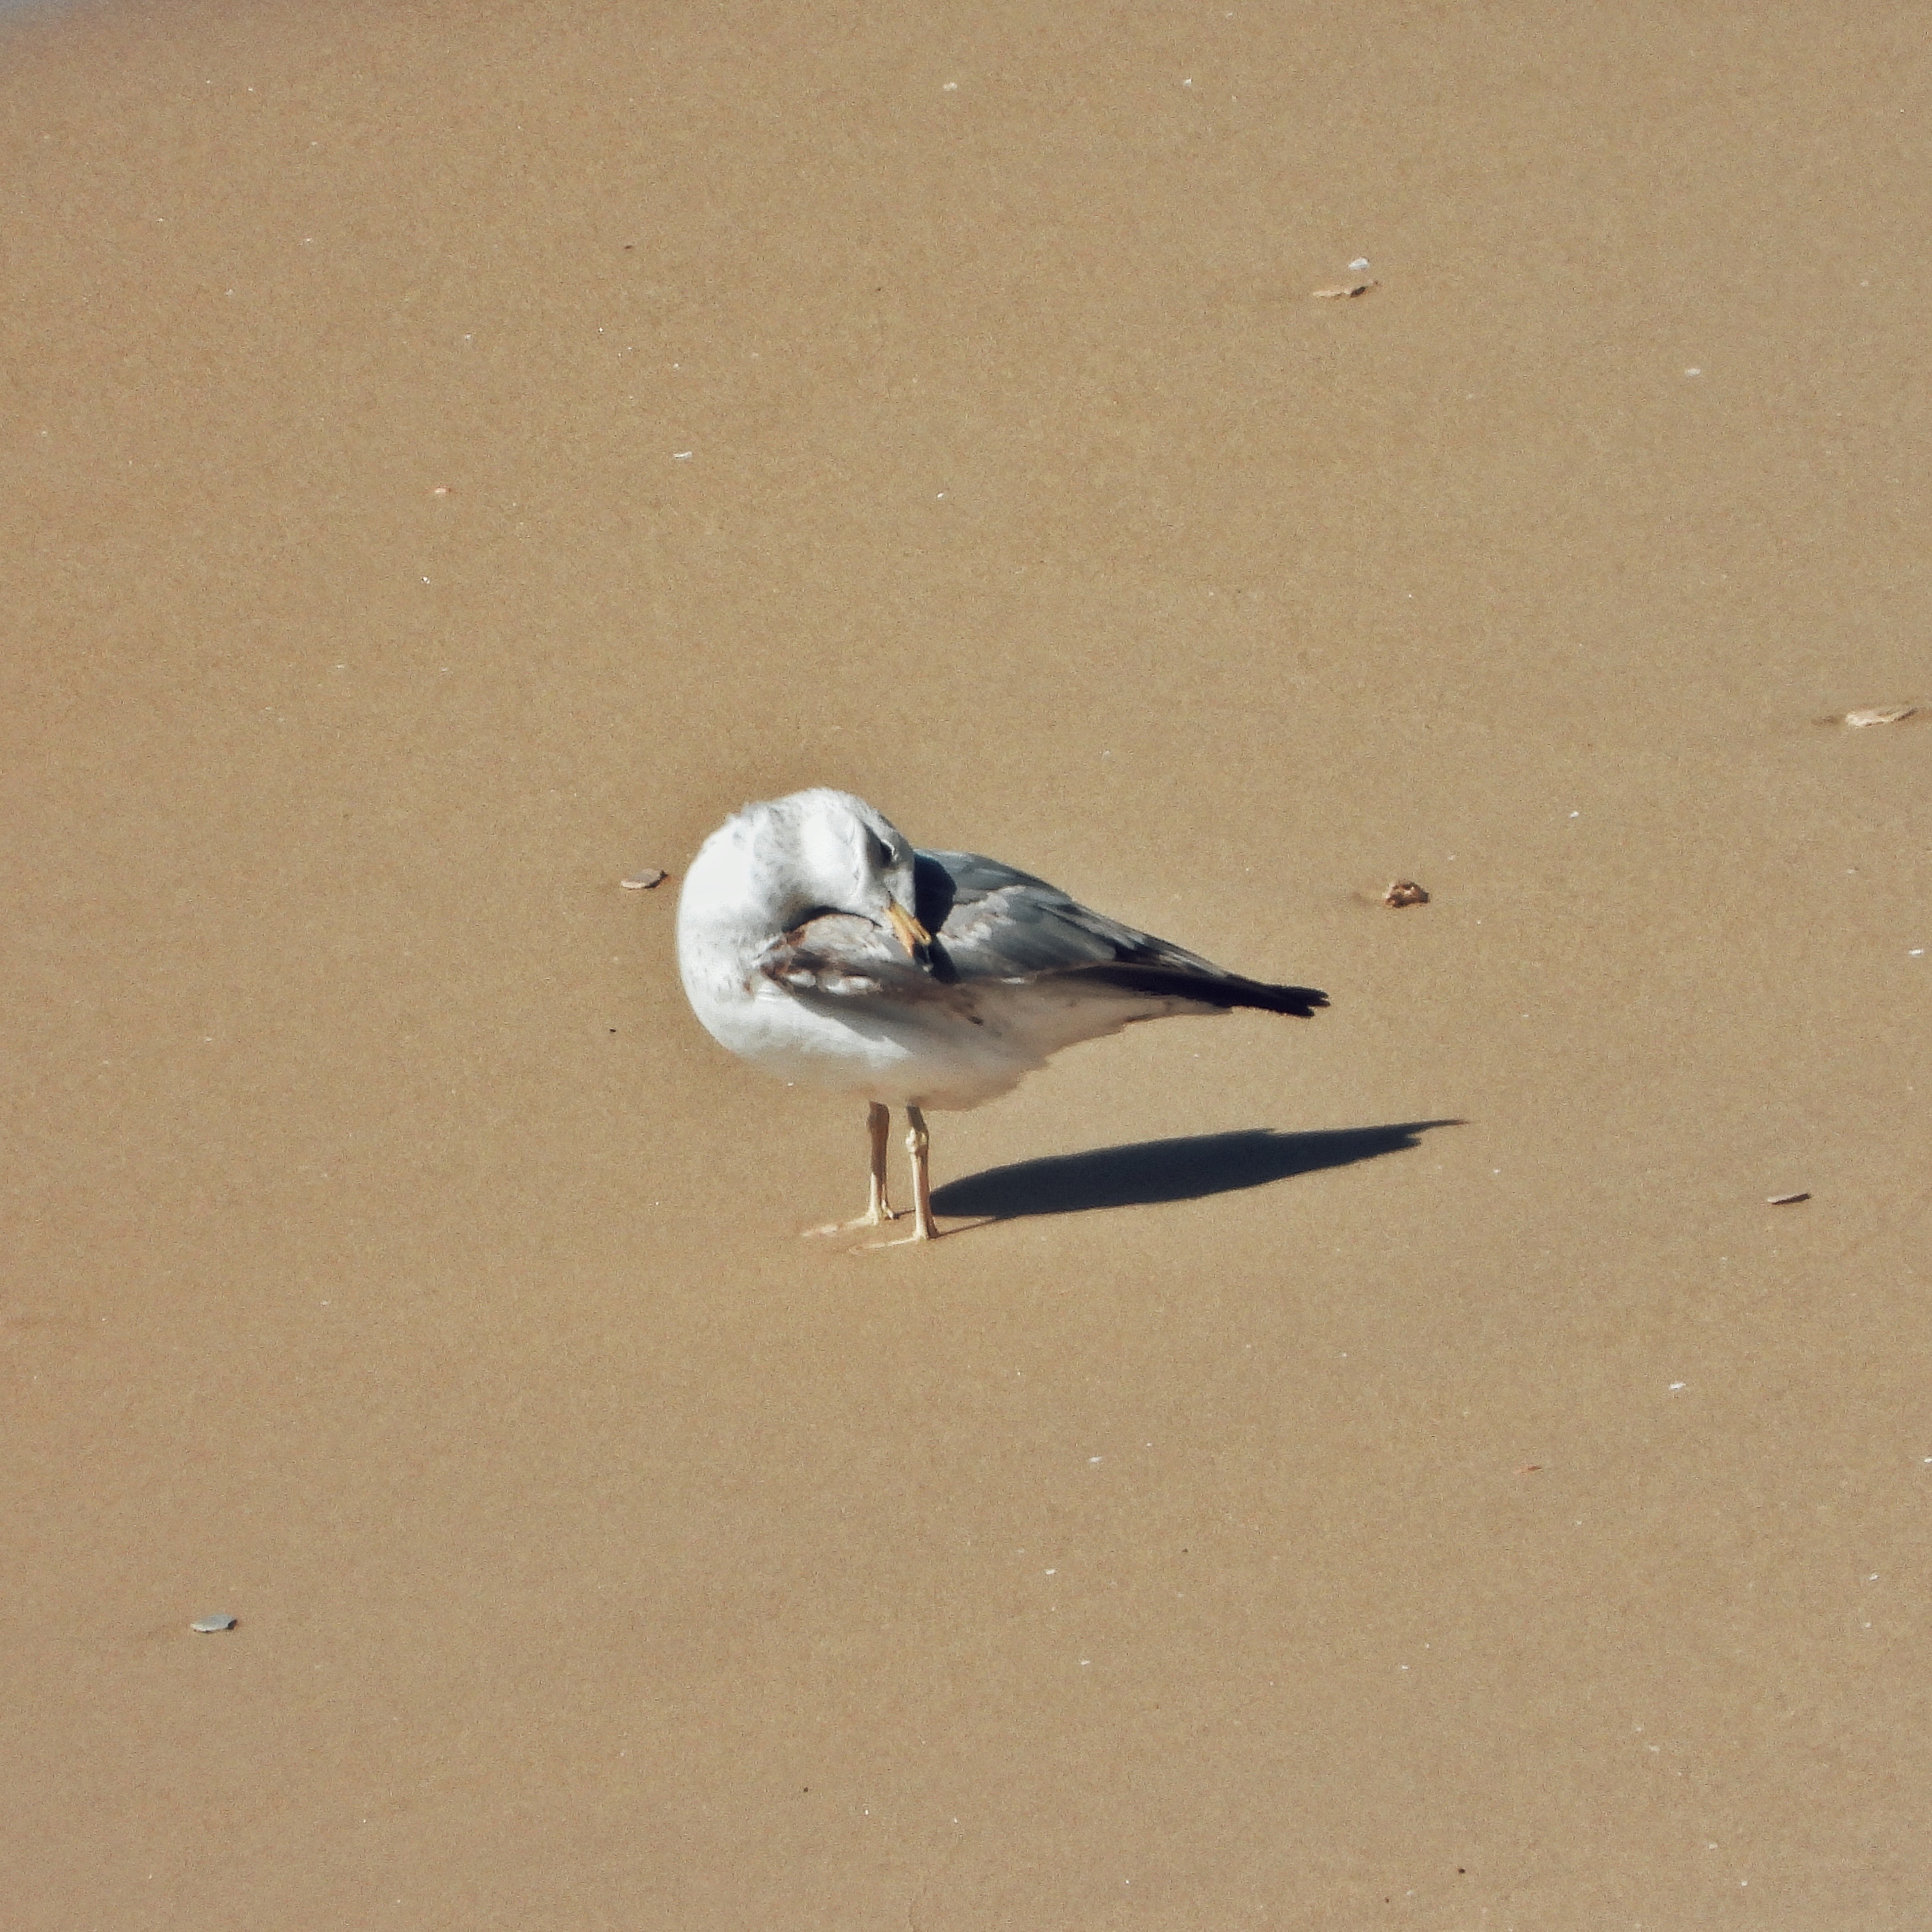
[869,834,893,867]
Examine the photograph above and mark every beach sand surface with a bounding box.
[4,3,1929,1924]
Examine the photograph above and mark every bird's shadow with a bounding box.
[930,1119,1461,1222]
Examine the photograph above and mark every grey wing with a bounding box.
[915,849,1220,977]
[914,848,1328,1017]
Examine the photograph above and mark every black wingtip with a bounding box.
[1076,964,1329,1017]
[1252,983,1329,1019]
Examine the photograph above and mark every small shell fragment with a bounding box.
[190,1614,238,1633]
[1843,705,1915,728]
[1313,279,1379,299]
[1383,879,1429,907]
[620,868,668,890]
[1766,1191,1810,1206]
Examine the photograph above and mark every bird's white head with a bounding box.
[680,788,929,959]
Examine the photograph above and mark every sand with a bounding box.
[5,2,1929,1923]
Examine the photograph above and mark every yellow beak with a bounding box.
[885,899,931,957]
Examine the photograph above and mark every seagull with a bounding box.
[675,788,1328,1242]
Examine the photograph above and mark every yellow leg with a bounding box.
[865,1100,896,1223]
[865,1104,939,1246]
[804,1102,902,1236]
[905,1104,937,1240]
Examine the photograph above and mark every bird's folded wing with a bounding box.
[921,849,1248,981]
[759,882,1326,1023]
[917,850,1327,1016]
